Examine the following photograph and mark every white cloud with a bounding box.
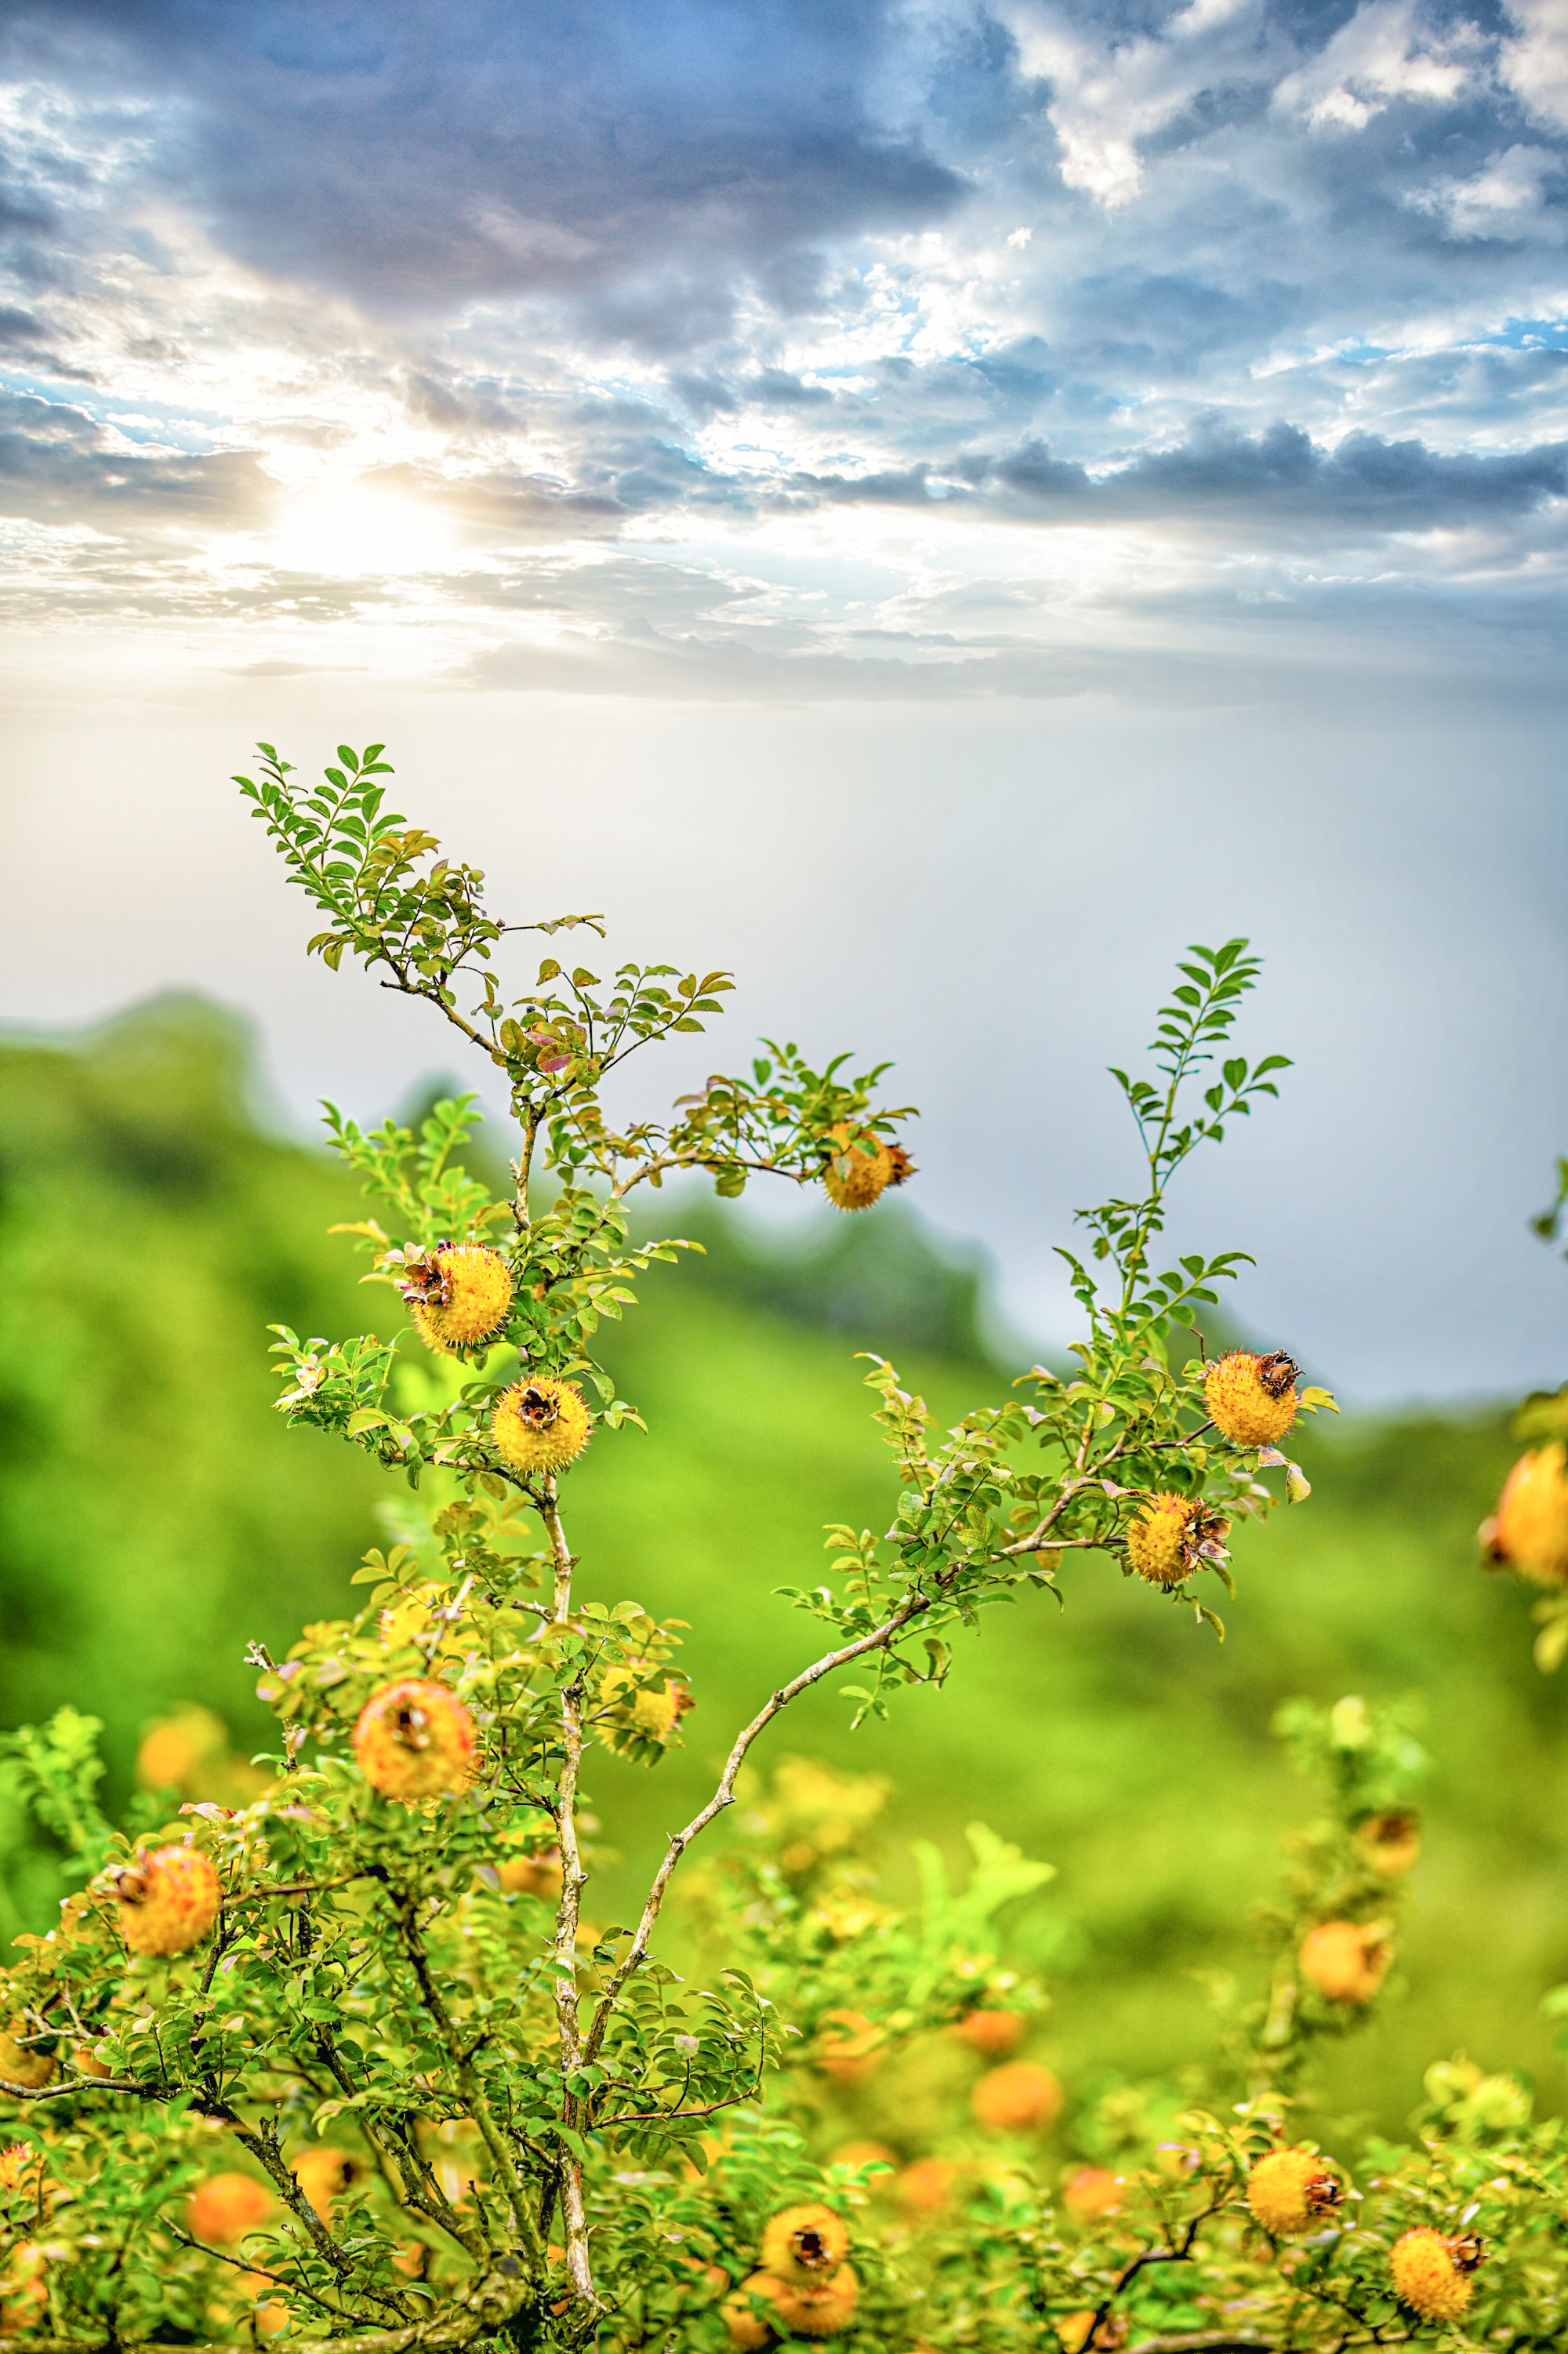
[1501,0,1568,132]
[1414,143,1564,239]
[1273,1,1476,133]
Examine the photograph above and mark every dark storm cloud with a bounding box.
[1,0,966,321]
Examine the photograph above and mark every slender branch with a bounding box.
[539,1487,601,2315]
[582,1589,931,2066]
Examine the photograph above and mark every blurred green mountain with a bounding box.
[1,997,1565,2141]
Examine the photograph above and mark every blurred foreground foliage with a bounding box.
[0,994,1564,2155]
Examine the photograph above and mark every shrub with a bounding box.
[0,741,1563,2351]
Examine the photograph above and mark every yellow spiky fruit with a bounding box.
[0,2025,53,2093]
[1299,1919,1392,2005]
[1062,2167,1124,2221]
[1390,2227,1482,2320]
[1356,1809,1421,1876]
[724,2274,783,2349]
[112,1846,221,1959]
[971,2061,1062,2132]
[1246,2149,1341,2235]
[353,1677,476,1803]
[492,1377,591,1476]
[292,2148,363,2221]
[821,1124,913,1213]
[1203,1350,1301,1448]
[598,1663,683,1742]
[1483,1445,1568,1583]
[760,2204,849,2285]
[767,2266,859,2338]
[1124,1493,1225,1588]
[189,2174,273,2247]
[399,1244,514,1355]
[953,2007,1024,2058]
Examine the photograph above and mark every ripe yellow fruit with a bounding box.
[113,1846,221,1959]
[1390,2227,1482,2320]
[1203,1350,1301,1448]
[821,1124,913,1213]
[768,2266,860,2338]
[1055,2315,1123,2354]
[953,2007,1024,2058]
[760,2204,850,2285]
[1124,1493,1225,1588]
[1299,1919,1392,2005]
[1245,2149,1341,2235]
[292,2149,362,2221]
[1483,1446,1568,1583]
[724,2273,784,2349]
[1062,2167,1124,2221]
[897,2158,956,2216]
[72,2044,112,2081]
[0,2025,54,2092]
[189,2174,273,2247]
[1356,1809,1421,1877]
[353,1677,477,1804]
[816,2010,881,2084]
[494,1846,564,1899]
[971,2061,1062,2133]
[136,1705,227,1793]
[492,1377,591,1477]
[598,1663,684,1741]
[399,1244,514,1355]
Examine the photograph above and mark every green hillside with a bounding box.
[0,997,1563,2142]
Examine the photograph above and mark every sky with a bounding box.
[1,0,1566,1403]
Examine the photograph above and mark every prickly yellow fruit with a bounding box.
[724,2274,783,2349]
[189,2174,273,2247]
[816,2011,881,2084]
[292,2149,362,2220]
[112,1846,220,1959]
[971,2061,1062,2133]
[1356,1809,1421,1876]
[1062,2167,1123,2221]
[492,1377,591,1476]
[1483,1445,1568,1583]
[400,1244,514,1355]
[353,1677,476,1803]
[1125,1494,1225,1588]
[822,1124,913,1213]
[1246,2149,1341,2235]
[760,2203,849,2284]
[953,2008,1023,2058]
[768,2267,859,2338]
[1299,1919,1392,2005]
[598,1662,684,1742]
[1204,1350,1300,1448]
[136,1705,227,1793]
[896,2158,955,2215]
[1390,2227,1482,2319]
[0,2026,53,2092]
[494,1846,564,1899]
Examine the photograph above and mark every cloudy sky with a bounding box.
[2,0,1566,1402]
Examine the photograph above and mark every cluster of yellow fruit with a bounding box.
[1124,1350,1301,1588]
[724,2205,859,2345]
[1482,1441,1568,1582]
[1247,2150,1482,2321]
[395,1242,593,1478]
